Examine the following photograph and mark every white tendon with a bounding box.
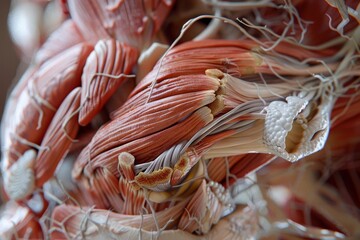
[264,94,333,162]
[4,149,36,200]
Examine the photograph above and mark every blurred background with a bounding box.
[0,1,20,118]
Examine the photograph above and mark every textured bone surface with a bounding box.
[264,95,332,162]
[4,149,36,200]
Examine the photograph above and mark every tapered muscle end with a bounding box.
[36,42,93,93]
[3,89,54,171]
[72,144,90,180]
[34,88,81,188]
[1,66,38,152]
[135,167,173,188]
[75,43,95,74]
[205,69,225,79]
[118,152,135,180]
[208,95,225,116]
[118,152,135,166]
[4,43,91,170]
[78,100,103,126]
[79,40,138,126]
[197,106,214,125]
[27,43,92,137]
